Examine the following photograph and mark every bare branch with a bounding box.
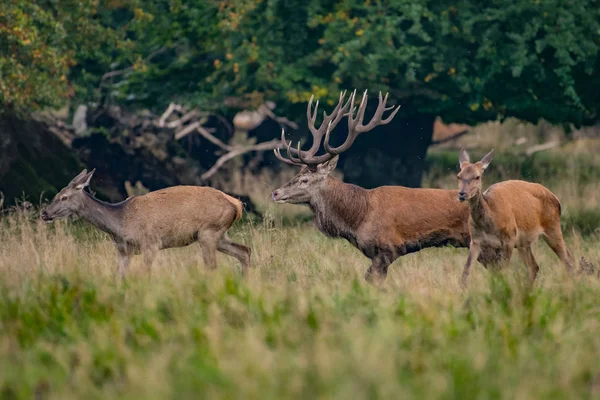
[196,126,232,151]
[431,129,470,146]
[166,110,201,129]
[158,103,179,127]
[525,140,560,156]
[260,106,299,130]
[174,121,203,140]
[201,139,284,181]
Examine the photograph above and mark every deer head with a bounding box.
[457,148,494,202]
[41,169,95,222]
[271,90,400,204]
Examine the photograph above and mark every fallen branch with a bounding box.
[157,102,295,180]
[525,140,560,156]
[196,126,231,151]
[200,139,285,181]
[431,129,470,146]
[174,121,203,140]
[158,103,182,127]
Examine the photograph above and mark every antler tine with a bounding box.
[323,90,362,155]
[273,129,305,166]
[275,89,399,166]
[324,89,400,155]
[291,90,353,164]
[357,91,401,132]
[355,89,369,127]
[326,90,353,128]
[274,147,301,166]
[306,95,318,126]
[376,91,402,125]
[285,139,304,165]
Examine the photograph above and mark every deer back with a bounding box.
[362,186,469,246]
[122,186,242,241]
[481,180,561,233]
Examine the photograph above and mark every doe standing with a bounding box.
[41,169,251,277]
[457,148,573,286]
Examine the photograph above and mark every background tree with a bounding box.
[0,0,136,114]
[1,0,599,194]
[100,0,599,187]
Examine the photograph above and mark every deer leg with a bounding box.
[118,253,131,279]
[461,241,481,288]
[197,232,218,270]
[518,246,540,283]
[115,244,131,279]
[217,234,251,274]
[143,248,157,274]
[364,251,393,286]
[542,225,574,277]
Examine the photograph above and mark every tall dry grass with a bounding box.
[1,205,600,399]
[1,122,599,398]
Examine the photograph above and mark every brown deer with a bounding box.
[457,148,573,286]
[41,170,250,277]
[271,90,470,284]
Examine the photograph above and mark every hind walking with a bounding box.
[456,148,573,286]
[41,169,251,277]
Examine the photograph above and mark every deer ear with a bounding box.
[458,148,470,169]
[317,156,339,175]
[68,169,87,187]
[71,168,96,190]
[480,149,494,170]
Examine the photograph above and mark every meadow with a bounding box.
[1,125,600,399]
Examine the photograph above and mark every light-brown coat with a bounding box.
[41,170,250,277]
[457,149,573,286]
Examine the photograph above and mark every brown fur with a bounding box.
[121,186,241,248]
[272,90,469,284]
[41,171,251,277]
[273,158,470,284]
[222,193,243,221]
[457,149,573,286]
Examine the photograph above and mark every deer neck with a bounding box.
[309,176,368,241]
[78,191,127,239]
[467,189,493,229]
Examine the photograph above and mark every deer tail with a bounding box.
[223,193,243,221]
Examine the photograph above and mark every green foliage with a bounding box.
[0,0,129,114]
[4,0,598,125]
[112,0,599,125]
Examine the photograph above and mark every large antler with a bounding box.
[274,89,401,167]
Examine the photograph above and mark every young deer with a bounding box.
[41,170,250,277]
[457,148,573,286]
[272,90,470,284]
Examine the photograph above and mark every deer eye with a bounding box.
[300,178,309,183]
[61,195,68,201]
[474,176,480,180]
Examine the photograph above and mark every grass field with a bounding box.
[1,209,600,399]
[2,129,600,399]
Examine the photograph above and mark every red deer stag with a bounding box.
[41,170,250,277]
[271,90,470,284]
[457,148,574,286]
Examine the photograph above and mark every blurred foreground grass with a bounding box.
[1,211,600,399]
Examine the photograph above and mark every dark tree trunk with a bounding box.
[335,113,435,188]
[0,114,83,205]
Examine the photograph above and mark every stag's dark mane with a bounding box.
[309,177,369,245]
